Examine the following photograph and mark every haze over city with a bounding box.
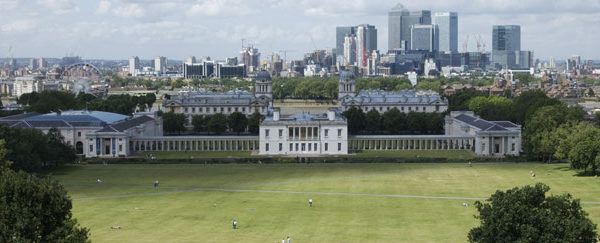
[1,0,599,60]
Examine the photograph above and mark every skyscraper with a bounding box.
[129,56,140,76]
[355,24,377,69]
[411,25,436,52]
[336,26,356,56]
[343,34,357,66]
[492,25,521,51]
[240,46,260,73]
[388,4,409,51]
[434,12,458,52]
[492,25,523,69]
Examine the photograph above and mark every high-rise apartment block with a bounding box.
[154,56,167,75]
[129,56,140,76]
[388,4,431,51]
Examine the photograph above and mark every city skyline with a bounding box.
[0,0,599,61]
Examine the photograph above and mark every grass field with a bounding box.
[49,163,600,242]
[139,150,475,160]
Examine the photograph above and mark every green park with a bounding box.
[47,160,599,242]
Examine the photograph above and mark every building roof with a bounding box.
[96,115,155,133]
[164,90,269,106]
[454,113,519,132]
[262,112,346,125]
[0,112,40,120]
[341,89,447,106]
[25,110,128,124]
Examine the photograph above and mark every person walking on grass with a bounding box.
[154,180,159,188]
[232,220,237,229]
[287,236,291,243]
[309,199,313,207]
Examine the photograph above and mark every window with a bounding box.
[338,129,342,137]
[213,108,217,112]
[184,107,188,112]
[512,143,515,151]
[416,107,419,111]
[379,107,383,111]
[220,107,224,112]
[200,107,203,112]
[279,129,283,137]
[435,105,439,112]
[192,107,196,112]
[325,143,328,151]
[77,131,81,137]
[235,107,238,112]
[408,107,412,111]
[386,107,390,111]
[279,143,283,151]
[265,129,270,137]
[338,143,342,151]
[401,106,405,111]
[119,138,122,141]
[265,143,269,151]
[89,144,93,152]
[314,143,318,150]
[242,107,246,112]
[295,143,299,151]
[119,144,123,152]
[290,143,293,151]
[301,143,306,151]
[423,106,426,111]
[308,143,312,151]
[324,129,329,137]
[228,107,231,112]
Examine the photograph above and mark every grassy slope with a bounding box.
[51,163,600,242]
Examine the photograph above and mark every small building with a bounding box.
[445,111,521,156]
[259,108,348,155]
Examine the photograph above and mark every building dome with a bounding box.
[340,71,355,81]
[255,70,271,81]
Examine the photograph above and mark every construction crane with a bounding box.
[462,34,470,53]
[275,50,296,64]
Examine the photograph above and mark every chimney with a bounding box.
[273,108,280,121]
[327,108,336,121]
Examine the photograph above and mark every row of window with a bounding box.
[265,142,342,152]
[264,128,343,138]
[349,105,441,112]
[180,106,266,114]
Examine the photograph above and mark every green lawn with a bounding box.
[352,150,476,159]
[50,163,600,242]
[138,151,254,159]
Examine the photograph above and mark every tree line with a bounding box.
[17,90,156,115]
[342,107,444,135]
[162,111,263,135]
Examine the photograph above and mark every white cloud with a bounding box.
[112,3,146,18]
[36,0,80,15]
[186,0,254,17]
[95,0,111,15]
[1,19,38,33]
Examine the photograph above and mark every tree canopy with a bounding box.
[468,183,597,243]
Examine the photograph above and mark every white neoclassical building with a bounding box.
[259,108,348,155]
[445,111,521,156]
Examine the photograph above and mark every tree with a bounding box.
[365,109,382,133]
[511,90,560,125]
[207,113,227,134]
[247,112,263,134]
[468,183,597,243]
[0,170,90,242]
[587,88,595,97]
[467,95,512,121]
[227,112,248,135]
[162,112,186,134]
[555,122,600,175]
[447,90,487,112]
[191,115,206,132]
[45,128,77,167]
[342,107,366,134]
[382,108,404,134]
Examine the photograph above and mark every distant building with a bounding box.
[433,12,458,52]
[343,34,357,66]
[129,56,140,76]
[388,4,431,51]
[337,71,448,113]
[355,24,377,71]
[154,56,167,75]
[411,24,437,52]
[336,26,356,56]
[14,76,43,97]
[492,25,530,69]
[240,47,260,74]
[259,108,348,155]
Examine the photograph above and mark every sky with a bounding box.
[0,0,599,61]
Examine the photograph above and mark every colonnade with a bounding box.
[348,136,475,151]
[130,136,259,152]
